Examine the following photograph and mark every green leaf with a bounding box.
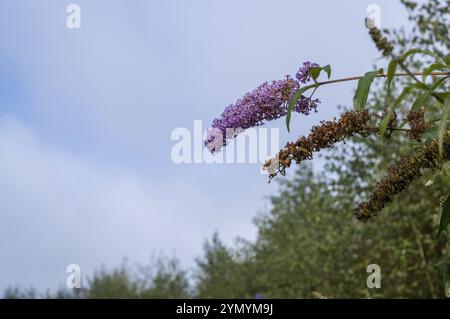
[386,59,398,90]
[424,163,450,186]
[405,81,445,105]
[431,75,450,90]
[433,92,449,103]
[444,56,450,67]
[400,48,444,64]
[414,76,450,113]
[412,81,432,92]
[438,94,450,157]
[437,195,450,240]
[411,92,429,112]
[353,69,382,111]
[421,126,439,142]
[310,65,332,81]
[379,113,392,138]
[310,67,321,81]
[422,63,448,81]
[286,85,315,132]
[322,65,332,79]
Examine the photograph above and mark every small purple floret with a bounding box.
[296,61,320,84]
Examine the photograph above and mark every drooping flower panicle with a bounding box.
[407,111,430,141]
[355,132,450,222]
[206,62,322,152]
[205,76,299,152]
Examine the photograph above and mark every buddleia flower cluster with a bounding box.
[205,62,321,152]
[407,111,430,141]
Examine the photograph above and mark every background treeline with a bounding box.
[4,0,450,298]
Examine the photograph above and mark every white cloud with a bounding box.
[0,115,257,292]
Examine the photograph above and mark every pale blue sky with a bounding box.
[0,0,408,292]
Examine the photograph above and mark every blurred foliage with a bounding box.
[3,0,450,299]
[4,256,190,299]
[194,233,257,298]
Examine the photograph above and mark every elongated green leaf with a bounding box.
[310,65,332,82]
[421,126,439,142]
[322,65,332,79]
[425,162,450,187]
[443,55,450,67]
[386,59,398,90]
[417,75,450,110]
[411,92,429,112]
[431,75,450,90]
[353,69,382,111]
[286,84,315,132]
[379,113,392,138]
[422,63,448,81]
[438,94,450,157]
[406,81,444,105]
[437,195,450,240]
[412,81,432,92]
[310,67,321,81]
[434,92,448,103]
[444,56,450,67]
[399,48,421,61]
[400,48,443,64]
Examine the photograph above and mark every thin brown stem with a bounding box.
[315,72,450,87]
[392,56,446,104]
[366,126,411,133]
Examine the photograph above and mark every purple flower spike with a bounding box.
[205,76,299,152]
[296,61,320,84]
[205,61,322,153]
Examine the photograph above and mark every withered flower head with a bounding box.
[368,26,394,57]
[264,111,370,180]
[407,111,430,141]
[355,131,450,222]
